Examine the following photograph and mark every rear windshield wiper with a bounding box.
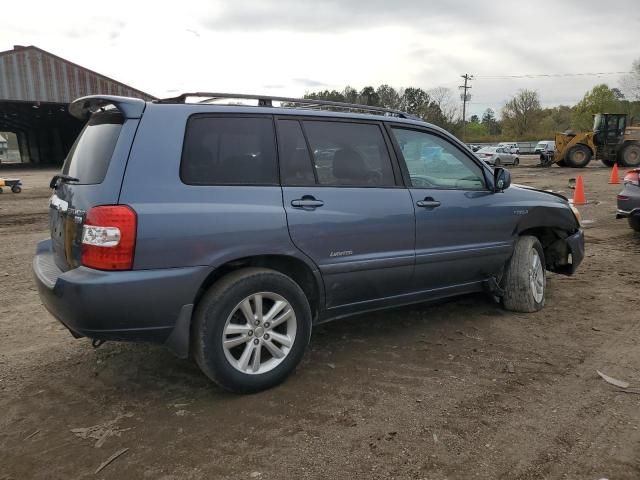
[49,174,79,189]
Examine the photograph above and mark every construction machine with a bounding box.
[542,113,640,168]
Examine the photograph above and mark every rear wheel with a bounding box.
[11,185,21,194]
[193,268,312,393]
[502,236,546,313]
[619,143,640,167]
[565,144,592,168]
[513,157,520,166]
[494,158,501,166]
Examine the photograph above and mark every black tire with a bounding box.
[513,157,519,166]
[619,143,640,167]
[193,268,312,393]
[629,216,640,232]
[502,236,546,313]
[11,185,21,194]
[565,144,592,168]
[494,158,501,166]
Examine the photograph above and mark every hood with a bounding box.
[512,183,569,202]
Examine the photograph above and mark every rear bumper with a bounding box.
[616,208,640,219]
[33,239,207,345]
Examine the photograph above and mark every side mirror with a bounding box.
[493,167,511,192]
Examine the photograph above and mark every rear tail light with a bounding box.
[81,205,137,270]
[623,169,640,186]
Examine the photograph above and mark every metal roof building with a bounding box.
[0,45,155,164]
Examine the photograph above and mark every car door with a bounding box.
[498,147,512,165]
[388,125,513,293]
[277,118,415,308]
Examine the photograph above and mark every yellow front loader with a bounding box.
[543,113,640,168]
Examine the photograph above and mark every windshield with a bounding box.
[62,111,124,184]
[593,114,604,132]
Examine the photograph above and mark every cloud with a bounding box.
[293,78,327,87]
[202,0,492,33]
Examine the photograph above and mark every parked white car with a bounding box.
[476,146,520,166]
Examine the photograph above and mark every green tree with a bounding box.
[502,89,542,137]
[572,84,622,131]
[304,90,345,102]
[376,84,400,109]
[466,121,488,137]
[342,86,359,104]
[470,114,479,123]
[481,108,501,135]
[358,86,380,106]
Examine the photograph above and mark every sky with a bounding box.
[3,0,640,118]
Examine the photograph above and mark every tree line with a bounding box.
[303,59,640,142]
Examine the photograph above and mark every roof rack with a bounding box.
[155,92,421,120]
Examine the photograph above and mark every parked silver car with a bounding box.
[476,146,520,166]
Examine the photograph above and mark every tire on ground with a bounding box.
[629,216,640,232]
[619,143,640,167]
[502,235,546,313]
[192,267,312,393]
[564,144,592,168]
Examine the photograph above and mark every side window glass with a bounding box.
[302,121,395,187]
[392,128,485,191]
[277,120,316,185]
[181,116,277,185]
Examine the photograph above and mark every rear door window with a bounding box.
[302,121,395,187]
[181,116,278,185]
[62,110,123,185]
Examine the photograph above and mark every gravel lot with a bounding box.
[1,157,639,479]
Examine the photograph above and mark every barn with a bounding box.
[0,45,155,165]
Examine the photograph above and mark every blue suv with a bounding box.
[33,93,584,392]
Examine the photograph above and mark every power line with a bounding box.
[476,71,632,79]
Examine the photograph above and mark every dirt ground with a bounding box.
[1,158,639,480]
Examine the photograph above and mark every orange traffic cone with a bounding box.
[573,175,587,205]
[608,163,620,184]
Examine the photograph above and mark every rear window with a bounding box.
[62,111,123,185]
[181,116,278,185]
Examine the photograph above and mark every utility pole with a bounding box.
[459,74,474,141]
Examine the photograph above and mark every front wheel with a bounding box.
[502,236,546,313]
[565,144,592,168]
[619,143,640,167]
[193,268,312,393]
[513,157,520,166]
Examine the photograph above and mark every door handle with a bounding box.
[416,197,441,208]
[291,196,324,208]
